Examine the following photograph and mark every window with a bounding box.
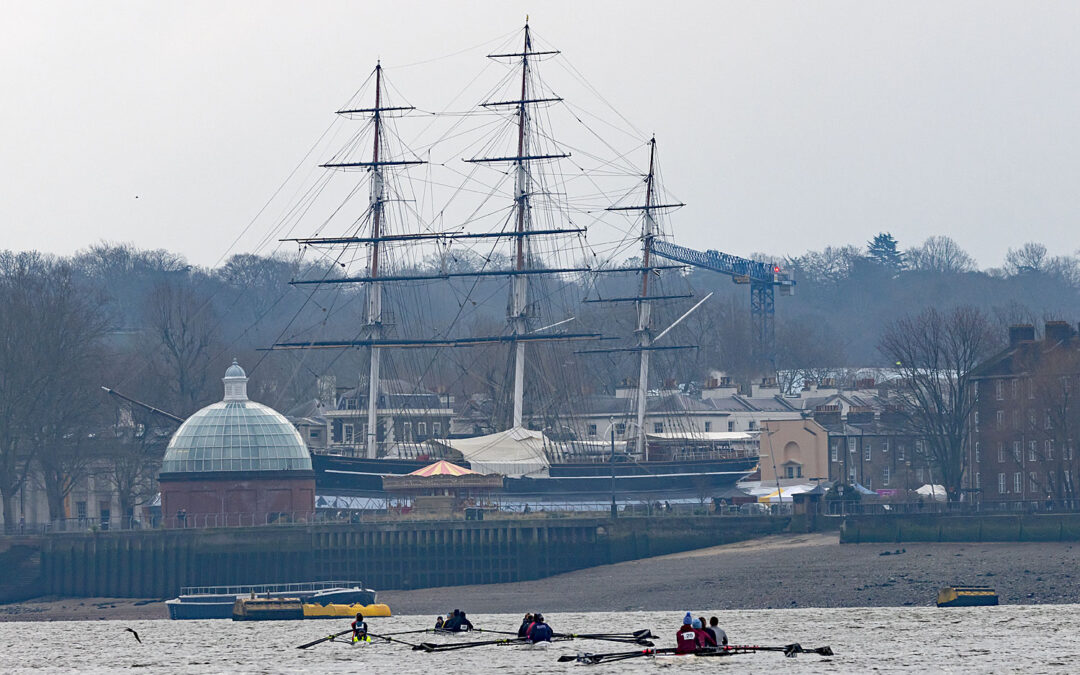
[309,429,320,439]
[1013,410,1021,430]
[1067,441,1074,461]
[653,422,664,434]
[727,421,735,432]
[417,422,427,437]
[867,477,873,490]
[1046,440,1054,460]
[343,424,354,444]
[882,438,890,453]
[998,473,1006,494]
[848,466,857,481]
[975,442,981,463]
[615,423,626,435]
[76,501,88,519]
[998,443,1005,463]
[883,466,891,486]
[848,437,857,454]
[1029,380,1035,399]
[1011,379,1018,399]
[748,420,758,431]
[587,424,598,437]
[432,422,442,437]
[996,410,1005,430]
[973,412,979,432]
[915,440,925,456]
[898,444,905,461]
[996,380,1004,400]
[785,464,803,479]
[864,445,871,462]
[975,472,981,490]
[1014,441,1022,462]
[403,422,413,442]
[1029,472,1038,493]
[704,421,712,432]
[1046,411,1053,430]
[831,444,839,462]
[1029,441,1037,462]
[1014,472,1023,494]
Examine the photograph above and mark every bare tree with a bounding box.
[879,306,1000,499]
[142,279,222,415]
[905,236,977,274]
[1005,242,1049,276]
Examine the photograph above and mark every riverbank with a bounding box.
[5,533,1080,620]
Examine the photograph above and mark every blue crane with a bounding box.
[650,239,795,372]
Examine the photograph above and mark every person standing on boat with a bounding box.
[675,616,698,654]
[526,613,553,643]
[351,612,369,643]
[517,613,534,638]
[708,616,728,646]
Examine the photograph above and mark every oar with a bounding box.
[413,637,525,652]
[473,628,519,637]
[729,643,834,657]
[557,647,659,664]
[296,628,353,650]
[367,632,423,649]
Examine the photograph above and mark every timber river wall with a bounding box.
[840,512,1080,544]
[33,515,790,598]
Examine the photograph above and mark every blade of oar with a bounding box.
[563,634,654,646]
[297,628,353,650]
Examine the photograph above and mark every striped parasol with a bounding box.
[407,460,477,477]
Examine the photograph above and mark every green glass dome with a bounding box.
[160,361,312,474]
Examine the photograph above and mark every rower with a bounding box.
[434,615,444,630]
[708,616,728,646]
[351,612,369,643]
[443,609,462,631]
[697,616,717,647]
[455,611,474,632]
[526,613,553,643]
[675,616,698,654]
[517,613,534,638]
[691,619,711,648]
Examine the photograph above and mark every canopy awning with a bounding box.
[408,460,476,477]
[429,427,550,477]
[757,484,816,503]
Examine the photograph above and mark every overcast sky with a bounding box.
[3,1,1079,269]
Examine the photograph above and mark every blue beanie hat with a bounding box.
[683,612,692,625]
[692,618,702,629]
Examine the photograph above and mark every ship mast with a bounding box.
[364,63,386,460]
[634,138,658,460]
[510,24,534,429]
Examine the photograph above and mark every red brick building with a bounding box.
[158,361,315,526]
[968,322,1080,503]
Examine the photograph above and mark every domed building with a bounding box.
[158,360,315,526]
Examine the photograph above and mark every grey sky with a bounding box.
[2,1,1079,268]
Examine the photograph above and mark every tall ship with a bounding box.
[269,23,760,501]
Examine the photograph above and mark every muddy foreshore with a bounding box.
[4,534,1079,621]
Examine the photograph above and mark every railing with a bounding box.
[822,499,1080,516]
[179,580,364,596]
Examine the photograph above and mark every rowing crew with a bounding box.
[434,609,474,632]
[516,613,554,643]
[351,612,370,643]
[676,613,727,654]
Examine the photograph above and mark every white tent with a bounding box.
[431,427,550,477]
[916,484,948,501]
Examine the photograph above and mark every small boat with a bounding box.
[167,580,379,619]
[936,586,999,607]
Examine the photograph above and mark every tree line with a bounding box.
[1,232,1077,524]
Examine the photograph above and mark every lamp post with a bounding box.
[609,416,617,518]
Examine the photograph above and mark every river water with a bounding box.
[1,606,1076,673]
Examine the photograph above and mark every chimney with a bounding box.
[1008,324,1035,347]
[813,404,842,426]
[1045,321,1073,345]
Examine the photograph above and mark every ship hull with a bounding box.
[312,454,756,498]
